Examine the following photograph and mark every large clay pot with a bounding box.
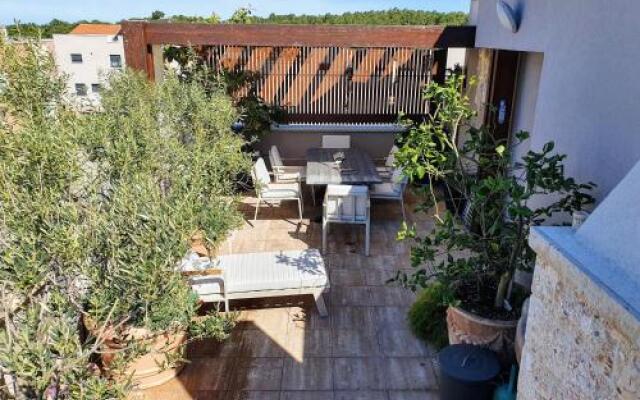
[84,317,187,389]
[446,306,517,360]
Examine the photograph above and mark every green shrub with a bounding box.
[407,282,451,349]
[0,37,249,398]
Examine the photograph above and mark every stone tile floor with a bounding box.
[139,187,439,400]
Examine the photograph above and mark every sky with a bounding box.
[0,0,470,25]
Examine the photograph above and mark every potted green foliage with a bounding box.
[0,38,249,397]
[395,75,595,355]
[80,69,249,388]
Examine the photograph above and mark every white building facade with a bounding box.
[52,24,125,106]
[469,0,640,202]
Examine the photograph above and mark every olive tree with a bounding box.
[0,37,249,398]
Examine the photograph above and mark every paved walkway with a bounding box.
[140,188,440,400]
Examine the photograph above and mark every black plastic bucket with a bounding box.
[438,344,500,400]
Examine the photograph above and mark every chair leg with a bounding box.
[297,198,303,221]
[313,290,329,317]
[322,220,327,254]
[254,198,260,221]
[365,221,370,257]
[224,299,230,313]
[400,197,406,221]
[311,185,316,206]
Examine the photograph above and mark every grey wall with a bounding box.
[257,130,396,166]
[510,52,543,164]
[472,0,640,201]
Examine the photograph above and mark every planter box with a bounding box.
[446,306,517,360]
[85,317,187,389]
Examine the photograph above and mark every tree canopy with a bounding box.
[5,8,468,39]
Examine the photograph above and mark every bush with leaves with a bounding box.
[407,283,452,349]
[0,37,248,398]
[395,75,596,320]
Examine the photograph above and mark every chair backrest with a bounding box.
[322,135,351,149]
[386,145,399,167]
[324,185,369,222]
[252,157,271,191]
[390,168,408,194]
[269,145,283,167]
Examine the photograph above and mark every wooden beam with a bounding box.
[122,22,148,73]
[121,21,475,49]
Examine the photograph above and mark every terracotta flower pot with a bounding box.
[446,306,517,360]
[84,317,187,390]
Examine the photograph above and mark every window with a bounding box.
[75,83,87,96]
[70,53,83,63]
[110,54,122,69]
[91,84,101,93]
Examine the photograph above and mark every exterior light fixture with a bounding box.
[496,0,519,33]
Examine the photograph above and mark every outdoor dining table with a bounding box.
[306,147,382,186]
[306,147,382,209]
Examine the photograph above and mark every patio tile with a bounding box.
[331,329,380,357]
[330,306,376,331]
[240,358,284,391]
[178,358,234,391]
[237,308,292,332]
[373,307,411,329]
[285,324,331,360]
[378,329,433,357]
[194,390,281,400]
[328,287,372,307]
[330,269,366,287]
[237,329,289,358]
[369,287,416,307]
[333,357,384,390]
[280,391,335,400]
[281,357,334,391]
[289,306,332,331]
[378,358,438,390]
[387,390,440,400]
[364,269,399,286]
[334,391,388,400]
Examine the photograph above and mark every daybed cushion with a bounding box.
[187,249,328,296]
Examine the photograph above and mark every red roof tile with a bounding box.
[70,24,121,36]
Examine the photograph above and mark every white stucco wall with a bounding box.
[446,48,467,71]
[52,33,125,100]
[472,0,640,200]
[510,51,543,164]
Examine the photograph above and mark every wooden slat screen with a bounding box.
[203,45,435,123]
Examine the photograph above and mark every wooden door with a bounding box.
[486,50,521,143]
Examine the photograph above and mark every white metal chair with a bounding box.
[322,184,370,256]
[252,157,303,221]
[376,145,399,179]
[269,145,306,183]
[370,167,408,220]
[322,135,351,149]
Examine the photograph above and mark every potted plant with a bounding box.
[395,75,595,356]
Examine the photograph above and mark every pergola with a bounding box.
[121,21,475,123]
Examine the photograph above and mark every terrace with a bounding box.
[118,21,471,399]
[2,4,639,400]
[139,189,441,399]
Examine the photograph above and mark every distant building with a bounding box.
[52,24,125,106]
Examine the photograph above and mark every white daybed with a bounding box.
[180,249,329,317]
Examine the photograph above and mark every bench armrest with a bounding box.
[181,268,223,277]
